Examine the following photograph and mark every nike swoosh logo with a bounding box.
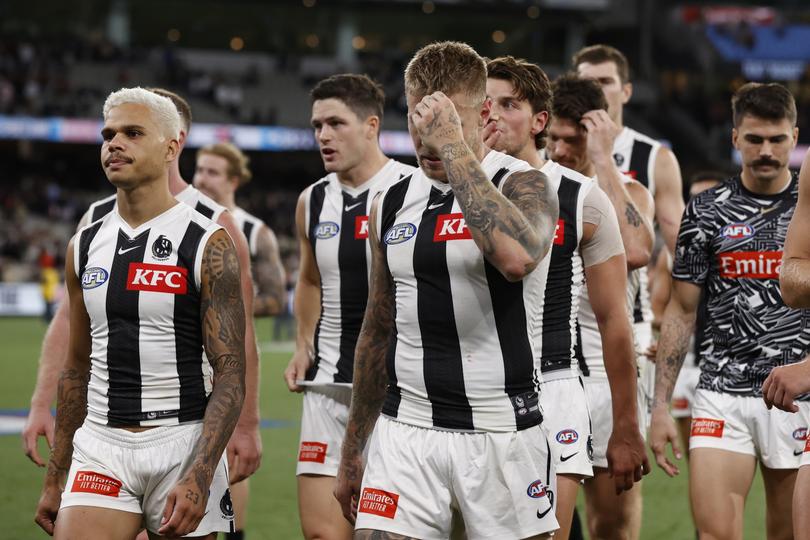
[117,245,140,255]
[428,203,445,210]
[761,205,779,216]
[537,507,552,519]
[560,452,578,462]
[345,202,363,211]
[795,450,804,456]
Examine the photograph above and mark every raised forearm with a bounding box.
[30,300,70,409]
[781,258,810,308]
[45,365,89,487]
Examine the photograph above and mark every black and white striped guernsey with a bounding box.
[536,160,593,380]
[86,185,226,227]
[75,203,222,427]
[232,207,264,263]
[378,150,548,433]
[303,159,415,385]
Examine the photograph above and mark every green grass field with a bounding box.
[0,317,767,539]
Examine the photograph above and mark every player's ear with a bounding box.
[531,110,549,138]
[166,138,180,163]
[731,127,740,150]
[365,115,380,140]
[622,82,633,105]
[480,97,492,127]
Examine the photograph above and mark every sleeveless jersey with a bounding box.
[87,185,226,226]
[303,159,415,385]
[232,207,264,263]
[378,150,548,433]
[537,160,593,380]
[75,203,222,427]
[673,173,810,398]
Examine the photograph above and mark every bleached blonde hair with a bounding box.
[103,87,181,140]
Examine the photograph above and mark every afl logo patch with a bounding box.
[81,267,108,289]
[794,428,808,441]
[721,223,755,239]
[314,222,340,239]
[556,429,579,445]
[526,479,547,499]
[152,235,172,260]
[384,223,417,245]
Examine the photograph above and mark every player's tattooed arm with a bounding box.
[355,531,417,540]
[335,196,395,522]
[441,145,559,281]
[252,225,287,317]
[188,230,246,498]
[782,150,810,307]
[652,280,701,409]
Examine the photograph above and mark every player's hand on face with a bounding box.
[22,405,55,467]
[482,119,502,150]
[334,450,365,525]
[227,424,262,483]
[158,476,210,538]
[606,420,651,494]
[34,484,62,535]
[283,347,314,393]
[581,109,620,164]
[763,359,810,412]
[649,406,683,477]
[411,91,465,155]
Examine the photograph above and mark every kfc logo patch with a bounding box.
[721,223,755,239]
[126,263,188,294]
[358,488,399,519]
[355,215,369,240]
[553,219,565,246]
[71,471,122,497]
[298,441,327,463]
[434,213,472,242]
[691,418,724,438]
[717,251,782,279]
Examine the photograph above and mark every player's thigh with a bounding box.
[230,478,249,530]
[583,467,641,537]
[794,466,810,540]
[760,464,796,540]
[298,474,353,540]
[689,448,756,537]
[54,506,142,540]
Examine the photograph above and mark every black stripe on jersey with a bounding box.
[380,175,411,418]
[484,251,540,430]
[194,201,215,220]
[175,222,208,423]
[413,188,473,430]
[304,182,328,381]
[334,190,371,383]
[633,288,643,323]
[629,140,652,188]
[90,198,115,223]
[541,177,582,373]
[242,220,254,250]
[105,229,149,427]
[491,167,509,188]
[574,319,589,377]
[78,221,104,277]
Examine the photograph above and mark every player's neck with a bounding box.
[740,167,792,195]
[515,142,544,169]
[221,192,237,212]
[116,177,177,228]
[336,147,389,188]
[613,110,624,130]
[167,162,189,195]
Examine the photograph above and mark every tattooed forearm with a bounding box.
[193,231,246,493]
[354,531,416,540]
[341,203,395,478]
[47,367,89,484]
[252,228,286,317]
[439,142,558,271]
[625,204,642,227]
[653,310,694,408]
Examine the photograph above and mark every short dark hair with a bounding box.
[148,88,192,131]
[572,44,630,84]
[310,74,385,122]
[487,56,552,150]
[551,74,607,124]
[731,82,797,127]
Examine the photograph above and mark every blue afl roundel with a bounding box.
[81,267,109,289]
[384,223,417,245]
[556,429,579,445]
[314,221,340,239]
[721,222,755,239]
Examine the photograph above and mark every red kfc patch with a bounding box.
[358,488,399,519]
[355,215,369,240]
[553,219,565,246]
[71,471,122,497]
[298,441,327,463]
[434,213,472,242]
[126,263,188,294]
[672,397,689,411]
[691,417,724,438]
